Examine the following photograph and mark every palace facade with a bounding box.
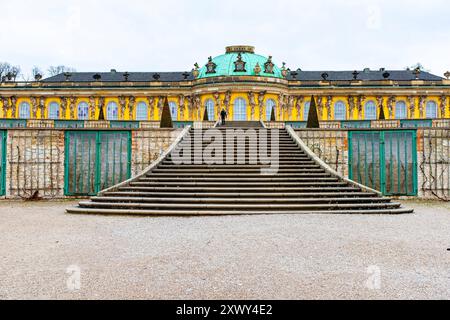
[1,45,449,123]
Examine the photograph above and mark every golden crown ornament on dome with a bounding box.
[254,63,262,75]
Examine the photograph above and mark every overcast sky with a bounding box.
[1,0,449,78]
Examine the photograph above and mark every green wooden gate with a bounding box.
[0,130,6,196]
[348,130,417,196]
[64,131,131,196]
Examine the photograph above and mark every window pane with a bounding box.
[136,102,148,121]
[233,98,247,121]
[395,101,407,119]
[426,101,437,119]
[205,99,215,121]
[106,102,118,120]
[19,102,31,119]
[266,99,275,121]
[303,102,310,121]
[78,102,89,120]
[48,102,60,119]
[169,102,178,120]
[364,101,377,120]
[334,101,346,120]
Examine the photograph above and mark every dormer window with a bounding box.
[234,53,246,72]
[264,56,274,74]
[205,57,217,74]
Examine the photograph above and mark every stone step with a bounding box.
[117,186,359,193]
[138,177,338,182]
[91,197,390,204]
[103,191,377,198]
[151,168,323,173]
[78,201,402,210]
[148,172,328,177]
[155,164,322,169]
[67,207,414,215]
[128,181,348,187]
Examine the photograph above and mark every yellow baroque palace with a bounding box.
[1,45,449,122]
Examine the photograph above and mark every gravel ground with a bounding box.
[0,200,449,300]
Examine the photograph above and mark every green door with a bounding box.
[348,130,417,196]
[0,130,6,196]
[65,131,131,196]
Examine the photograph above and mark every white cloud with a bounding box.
[0,0,449,78]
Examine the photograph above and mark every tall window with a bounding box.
[266,99,276,121]
[364,101,377,120]
[334,101,347,120]
[168,102,178,120]
[303,101,310,121]
[233,98,247,121]
[77,102,89,120]
[19,102,31,119]
[136,102,148,121]
[395,101,407,119]
[106,102,118,120]
[48,102,60,119]
[205,99,215,121]
[426,101,438,119]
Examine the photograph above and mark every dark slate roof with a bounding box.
[42,71,195,82]
[42,69,444,83]
[286,70,443,81]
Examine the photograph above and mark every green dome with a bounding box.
[197,46,283,79]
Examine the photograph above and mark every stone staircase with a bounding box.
[67,123,413,215]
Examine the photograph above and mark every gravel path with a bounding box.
[0,200,449,300]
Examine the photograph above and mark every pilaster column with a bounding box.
[30,97,38,119]
[278,93,286,121]
[347,95,355,120]
[128,96,136,120]
[146,96,155,120]
[356,95,365,120]
[68,97,76,119]
[223,91,231,115]
[118,96,127,120]
[89,96,96,120]
[407,96,415,118]
[179,95,186,120]
[214,92,221,119]
[287,95,295,120]
[296,96,304,121]
[418,96,425,118]
[247,91,256,120]
[257,91,266,120]
[387,96,396,119]
[326,96,332,120]
[439,95,447,118]
[157,96,164,119]
[98,97,105,120]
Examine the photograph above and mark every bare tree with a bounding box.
[47,65,76,76]
[0,62,21,82]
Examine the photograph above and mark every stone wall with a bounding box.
[417,129,450,200]
[131,129,181,176]
[1,128,182,199]
[294,128,450,201]
[6,130,65,198]
[294,129,349,178]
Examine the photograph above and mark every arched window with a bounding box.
[168,102,178,120]
[303,101,311,121]
[106,101,118,120]
[204,99,215,121]
[77,102,89,120]
[233,98,247,121]
[395,101,407,119]
[364,101,377,120]
[48,102,60,120]
[135,102,148,121]
[426,101,438,119]
[19,102,31,119]
[266,99,276,121]
[334,101,347,120]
